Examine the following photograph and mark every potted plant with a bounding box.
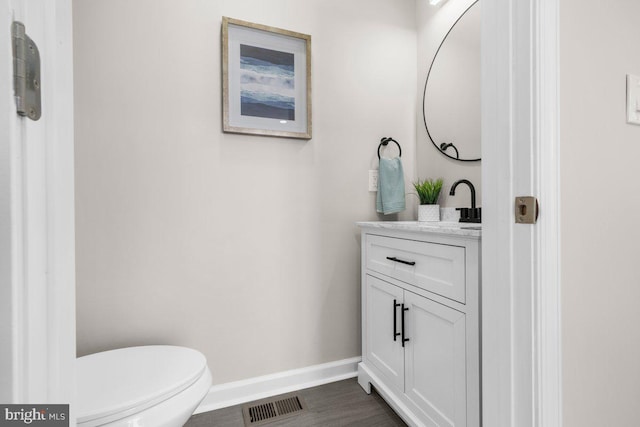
[413,178,444,222]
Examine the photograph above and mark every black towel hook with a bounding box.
[378,137,402,160]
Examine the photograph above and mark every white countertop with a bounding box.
[357,221,482,238]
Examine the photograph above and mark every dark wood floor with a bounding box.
[186,378,407,427]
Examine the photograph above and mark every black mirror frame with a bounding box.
[422,0,481,163]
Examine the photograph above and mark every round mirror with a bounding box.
[423,1,480,162]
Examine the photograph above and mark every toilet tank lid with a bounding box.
[77,345,208,424]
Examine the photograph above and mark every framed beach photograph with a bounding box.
[222,17,312,139]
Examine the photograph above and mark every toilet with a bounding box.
[77,345,212,427]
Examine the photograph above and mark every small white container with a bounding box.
[418,204,440,222]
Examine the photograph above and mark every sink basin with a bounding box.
[356,221,482,237]
[396,221,482,229]
[414,221,464,227]
[419,221,481,228]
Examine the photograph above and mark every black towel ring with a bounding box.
[378,137,402,160]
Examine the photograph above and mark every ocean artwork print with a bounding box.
[239,44,295,121]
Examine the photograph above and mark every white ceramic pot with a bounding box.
[418,204,440,222]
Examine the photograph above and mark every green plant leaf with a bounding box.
[412,178,443,205]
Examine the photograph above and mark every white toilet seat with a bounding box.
[77,345,211,427]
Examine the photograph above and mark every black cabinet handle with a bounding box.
[386,256,416,266]
[393,299,401,341]
[401,304,410,347]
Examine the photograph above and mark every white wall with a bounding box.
[73,0,417,385]
[560,1,640,425]
[416,0,481,207]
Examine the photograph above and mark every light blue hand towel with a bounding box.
[376,157,406,215]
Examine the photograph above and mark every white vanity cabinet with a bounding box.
[357,222,481,427]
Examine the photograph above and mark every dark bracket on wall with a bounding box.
[439,143,459,159]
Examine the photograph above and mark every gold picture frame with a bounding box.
[222,17,312,140]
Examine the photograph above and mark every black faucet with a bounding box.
[449,179,481,223]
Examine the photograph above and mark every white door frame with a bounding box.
[482,0,561,426]
[0,0,75,412]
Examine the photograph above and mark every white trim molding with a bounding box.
[535,0,562,425]
[0,0,75,406]
[194,357,361,414]
[481,0,561,426]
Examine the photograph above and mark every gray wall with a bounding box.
[73,0,417,384]
[560,0,640,425]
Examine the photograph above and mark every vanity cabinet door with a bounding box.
[404,291,467,427]
[365,275,405,392]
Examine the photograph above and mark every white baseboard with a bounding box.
[193,356,362,414]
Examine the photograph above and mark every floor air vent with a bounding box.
[242,393,307,426]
